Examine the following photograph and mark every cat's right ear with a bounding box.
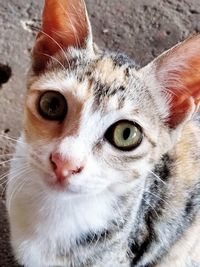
[32,0,93,73]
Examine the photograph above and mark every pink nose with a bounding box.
[50,153,83,184]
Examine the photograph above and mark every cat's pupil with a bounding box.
[123,128,131,140]
[48,97,60,113]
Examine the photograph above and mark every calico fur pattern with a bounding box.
[6,1,200,267]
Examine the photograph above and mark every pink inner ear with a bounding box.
[166,94,192,127]
[32,0,89,72]
[164,72,200,128]
[156,36,200,128]
[42,0,88,49]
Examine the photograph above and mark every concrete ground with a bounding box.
[0,0,200,266]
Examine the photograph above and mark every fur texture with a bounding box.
[6,1,200,267]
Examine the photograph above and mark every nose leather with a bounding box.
[50,153,83,184]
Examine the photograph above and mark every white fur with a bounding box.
[7,95,149,266]
[7,139,144,267]
[6,55,178,267]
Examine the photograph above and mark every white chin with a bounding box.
[68,184,106,195]
[44,181,105,196]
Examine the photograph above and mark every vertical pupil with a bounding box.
[123,127,131,140]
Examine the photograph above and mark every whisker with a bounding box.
[0,134,25,145]
[58,2,81,49]
[144,189,179,217]
[142,197,160,219]
[115,180,179,217]
[0,153,15,158]
[0,171,11,182]
[112,199,125,231]
[7,178,26,212]
[0,162,28,181]
[1,165,30,199]
[40,52,68,71]
[30,26,72,72]
[0,158,20,166]
[149,170,167,186]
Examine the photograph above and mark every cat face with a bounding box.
[22,0,200,196]
[24,52,161,195]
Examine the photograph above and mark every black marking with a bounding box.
[130,153,173,265]
[119,85,126,91]
[111,53,139,68]
[77,230,112,247]
[130,154,200,267]
[184,182,200,220]
[185,197,194,216]
[93,82,129,109]
[153,154,173,182]
[93,81,110,107]
[109,88,118,96]
[132,264,155,267]
[125,67,130,77]
[76,196,129,248]
[85,70,92,76]
[131,204,158,265]
[119,95,126,108]
[107,85,126,98]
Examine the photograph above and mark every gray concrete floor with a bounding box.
[0,0,200,266]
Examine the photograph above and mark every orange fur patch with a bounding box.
[24,90,84,144]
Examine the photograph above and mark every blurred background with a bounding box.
[0,0,200,266]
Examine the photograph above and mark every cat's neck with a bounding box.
[130,121,200,266]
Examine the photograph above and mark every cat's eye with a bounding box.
[38,91,68,121]
[105,120,143,151]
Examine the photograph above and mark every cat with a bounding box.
[6,0,200,266]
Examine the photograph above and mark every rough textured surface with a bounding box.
[0,0,200,266]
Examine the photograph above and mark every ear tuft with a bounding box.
[32,0,92,72]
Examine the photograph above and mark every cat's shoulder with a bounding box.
[171,120,200,208]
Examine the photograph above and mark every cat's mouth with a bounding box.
[43,173,71,192]
[43,173,104,195]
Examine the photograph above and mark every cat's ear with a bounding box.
[141,35,200,128]
[32,0,93,72]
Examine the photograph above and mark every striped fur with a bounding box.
[6,1,200,267]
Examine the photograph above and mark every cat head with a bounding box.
[23,0,200,196]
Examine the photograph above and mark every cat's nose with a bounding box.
[50,152,83,184]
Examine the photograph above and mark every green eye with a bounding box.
[105,120,143,151]
[38,91,67,121]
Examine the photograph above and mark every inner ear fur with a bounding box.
[32,0,92,73]
[144,35,200,128]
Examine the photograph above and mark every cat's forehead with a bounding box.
[26,52,159,143]
[29,52,144,109]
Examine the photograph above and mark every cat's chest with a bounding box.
[12,186,116,240]
[9,173,133,266]
[14,196,130,267]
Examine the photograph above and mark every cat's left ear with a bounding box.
[141,35,200,129]
[32,0,93,72]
